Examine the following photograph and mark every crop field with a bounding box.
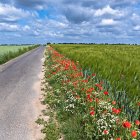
[52,44,140,100]
[0,45,38,64]
[0,45,30,55]
[42,46,140,140]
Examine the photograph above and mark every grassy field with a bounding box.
[0,45,38,64]
[51,44,140,100]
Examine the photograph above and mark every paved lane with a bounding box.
[0,46,45,140]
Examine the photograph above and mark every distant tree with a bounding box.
[47,42,51,45]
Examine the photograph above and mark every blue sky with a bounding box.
[0,0,140,44]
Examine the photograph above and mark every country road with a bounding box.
[0,46,45,140]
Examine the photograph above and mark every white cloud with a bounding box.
[100,19,117,26]
[133,25,140,31]
[94,5,123,17]
[131,13,140,21]
[0,3,30,22]
[23,25,31,31]
[0,23,19,31]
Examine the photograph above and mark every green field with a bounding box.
[52,44,140,100]
[0,45,38,64]
[0,45,30,55]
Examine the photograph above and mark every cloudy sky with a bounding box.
[0,0,140,44]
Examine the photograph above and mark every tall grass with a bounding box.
[0,45,39,64]
[51,44,140,100]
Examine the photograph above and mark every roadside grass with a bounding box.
[42,82,86,140]
[36,111,60,140]
[36,87,61,140]
[51,44,140,101]
[38,47,140,140]
[0,45,39,64]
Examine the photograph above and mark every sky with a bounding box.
[0,0,140,44]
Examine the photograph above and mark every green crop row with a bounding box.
[0,45,39,64]
[51,44,140,101]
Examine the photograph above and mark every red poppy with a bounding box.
[116,138,121,140]
[82,79,88,83]
[100,81,104,85]
[104,91,109,95]
[137,102,140,106]
[95,98,99,103]
[103,130,108,134]
[131,130,137,138]
[95,84,103,90]
[92,73,96,77]
[89,98,93,102]
[79,72,83,77]
[75,95,80,99]
[87,94,91,99]
[86,87,94,93]
[135,120,140,126]
[90,111,95,116]
[112,108,121,115]
[81,88,85,91]
[52,72,56,75]
[122,121,131,128]
[73,81,78,87]
[87,76,90,79]
[87,94,93,102]
[112,101,116,105]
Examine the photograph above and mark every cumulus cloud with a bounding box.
[94,5,123,17]
[0,23,19,31]
[100,19,118,26]
[133,25,140,31]
[0,3,30,22]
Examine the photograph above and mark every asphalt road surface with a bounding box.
[0,46,45,140]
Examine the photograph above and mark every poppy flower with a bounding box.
[137,102,140,106]
[112,108,121,115]
[103,130,108,135]
[81,88,85,91]
[116,138,121,140]
[135,120,140,126]
[95,83,103,90]
[90,111,95,116]
[112,101,116,105]
[104,91,109,95]
[92,73,96,77]
[82,79,88,83]
[95,98,99,103]
[131,130,137,138]
[87,94,91,99]
[122,121,131,128]
[87,76,90,79]
[89,98,93,102]
[75,95,80,99]
[86,87,94,93]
